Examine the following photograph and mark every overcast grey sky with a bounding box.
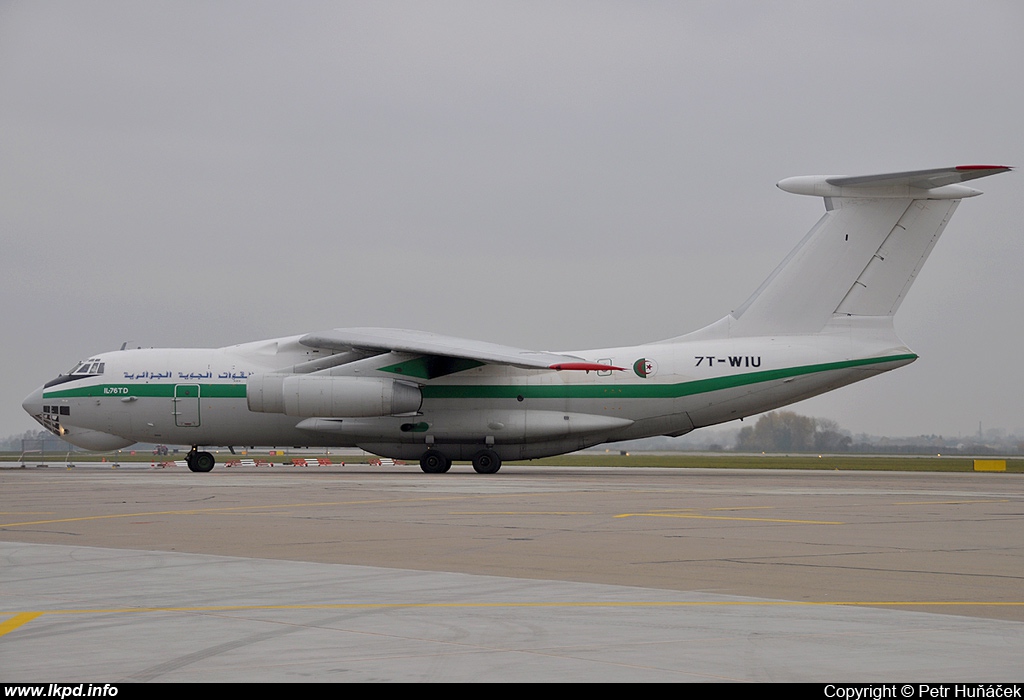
[1,1,1021,440]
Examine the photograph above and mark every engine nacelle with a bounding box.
[247,375,422,417]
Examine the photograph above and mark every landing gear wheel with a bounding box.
[420,449,451,474]
[472,449,501,474]
[188,451,216,473]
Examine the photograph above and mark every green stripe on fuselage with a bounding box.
[419,354,917,400]
[42,383,248,399]
[40,354,915,402]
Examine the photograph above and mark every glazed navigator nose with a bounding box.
[22,385,43,417]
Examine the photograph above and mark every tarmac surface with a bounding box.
[1,463,1022,682]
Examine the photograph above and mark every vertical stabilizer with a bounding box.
[723,165,1009,338]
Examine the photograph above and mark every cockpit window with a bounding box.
[45,359,104,389]
[68,359,104,375]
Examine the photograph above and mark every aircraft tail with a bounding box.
[716,165,1010,338]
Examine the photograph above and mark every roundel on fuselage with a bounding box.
[632,358,657,378]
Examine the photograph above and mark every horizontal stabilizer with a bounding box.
[778,165,1010,200]
[828,165,1010,188]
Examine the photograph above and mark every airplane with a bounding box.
[22,165,1011,474]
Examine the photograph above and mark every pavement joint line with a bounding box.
[894,499,1010,505]
[614,513,844,524]
[4,598,1024,640]
[449,511,593,515]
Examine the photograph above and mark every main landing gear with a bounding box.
[471,449,501,474]
[186,446,216,473]
[418,448,502,474]
[419,449,451,474]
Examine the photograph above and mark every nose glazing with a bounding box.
[22,386,44,416]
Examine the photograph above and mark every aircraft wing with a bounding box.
[299,328,622,372]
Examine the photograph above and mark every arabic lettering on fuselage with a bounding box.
[121,370,252,380]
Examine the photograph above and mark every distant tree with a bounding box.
[736,411,816,452]
[735,412,854,453]
[0,429,50,451]
[813,418,852,453]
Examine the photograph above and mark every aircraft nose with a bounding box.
[22,386,43,416]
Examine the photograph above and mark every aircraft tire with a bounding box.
[471,449,501,474]
[420,449,450,474]
[190,451,216,473]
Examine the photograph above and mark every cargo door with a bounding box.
[173,384,201,427]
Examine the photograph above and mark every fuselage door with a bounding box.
[173,384,201,427]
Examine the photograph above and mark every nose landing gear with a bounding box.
[186,447,216,472]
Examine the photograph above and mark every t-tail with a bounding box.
[685,165,1011,340]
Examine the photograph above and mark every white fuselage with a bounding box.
[25,319,914,461]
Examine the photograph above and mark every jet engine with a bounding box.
[247,375,422,417]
